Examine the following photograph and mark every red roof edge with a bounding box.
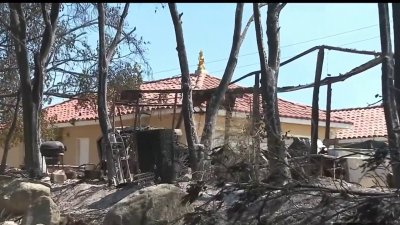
[331,104,383,112]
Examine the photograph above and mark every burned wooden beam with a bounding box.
[325,82,332,141]
[171,92,178,129]
[311,48,325,155]
[281,46,321,67]
[229,45,380,86]
[229,46,321,85]
[121,55,381,104]
[322,45,381,56]
[223,94,236,145]
[278,56,382,93]
[252,72,261,180]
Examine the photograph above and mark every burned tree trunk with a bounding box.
[169,3,201,176]
[325,82,332,141]
[0,94,21,174]
[378,3,400,188]
[253,3,291,185]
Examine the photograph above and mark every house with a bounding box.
[331,105,390,187]
[332,105,387,144]
[1,55,353,168]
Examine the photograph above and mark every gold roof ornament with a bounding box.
[197,50,206,72]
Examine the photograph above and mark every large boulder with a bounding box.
[103,184,194,225]
[21,196,61,225]
[0,176,50,215]
[2,222,18,225]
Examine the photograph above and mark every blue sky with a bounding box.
[128,3,392,110]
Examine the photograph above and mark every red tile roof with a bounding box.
[45,73,350,125]
[332,105,386,139]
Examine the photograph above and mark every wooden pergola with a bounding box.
[118,44,382,153]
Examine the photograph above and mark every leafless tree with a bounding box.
[199,3,244,153]
[200,3,267,153]
[378,3,400,188]
[169,3,201,176]
[253,3,291,184]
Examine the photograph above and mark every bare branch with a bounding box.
[114,27,136,47]
[50,67,93,78]
[240,3,268,45]
[41,3,51,28]
[57,20,97,37]
[200,3,244,151]
[43,91,97,98]
[106,3,130,62]
[39,3,60,63]
[277,3,287,14]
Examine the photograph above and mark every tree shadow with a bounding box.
[87,183,140,210]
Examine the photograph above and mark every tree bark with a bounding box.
[34,3,60,175]
[9,3,60,177]
[0,94,21,174]
[200,3,244,152]
[378,3,400,188]
[98,3,114,184]
[9,3,60,178]
[393,3,400,115]
[169,3,200,176]
[97,3,130,185]
[9,3,34,176]
[253,3,291,185]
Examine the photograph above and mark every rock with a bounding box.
[2,221,18,225]
[65,169,78,179]
[51,170,67,184]
[102,184,194,225]
[21,196,60,225]
[0,176,50,215]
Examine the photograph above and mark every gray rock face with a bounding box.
[21,196,61,225]
[0,176,50,215]
[103,184,194,225]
